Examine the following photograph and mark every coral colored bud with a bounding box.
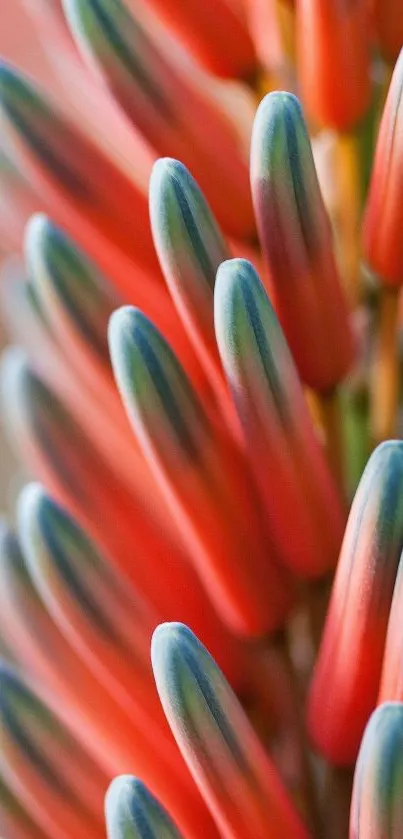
[251,92,355,390]
[372,0,403,63]
[308,442,403,765]
[152,623,311,839]
[0,664,107,839]
[138,0,257,80]
[17,484,169,738]
[0,60,156,276]
[296,0,372,130]
[214,258,345,578]
[363,49,403,288]
[109,305,292,637]
[149,158,230,386]
[62,0,254,239]
[379,556,403,702]
[105,775,184,839]
[350,703,403,839]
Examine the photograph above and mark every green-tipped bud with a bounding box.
[350,703,403,838]
[152,622,310,839]
[150,158,229,373]
[105,776,183,839]
[251,92,354,391]
[26,214,121,367]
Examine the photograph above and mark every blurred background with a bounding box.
[0,4,52,512]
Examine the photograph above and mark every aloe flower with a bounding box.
[350,703,403,838]
[105,775,184,839]
[308,442,403,764]
[0,5,403,839]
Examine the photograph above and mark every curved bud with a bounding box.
[0,60,155,274]
[214,258,345,578]
[17,483,167,735]
[62,0,254,239]
[109,305,292,636]
[0,664,106,839]
[152,623,310,839]
[363,49,403,288]
[350,702,403,838]
[105,775,183,839]
[308,442,403,764]
[251,92,354,391]
[149,158,230,389]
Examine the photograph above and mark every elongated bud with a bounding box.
[296,0,372,130]
[109,305,293,637]
[379,556,403,702]
[149,158,230,387]
[363,49,403,288]
[17,483,168,732]
[26,213,122,370]
[214,258,345,578]
[350,703,403,838]
[0,60,156,275]
[0,350,243,661]
[372,0,403,63]
[251,92,354,391]
[105,775,183,839]
[139,0,256,80]
[308,442,403,765]
[0,664,106,839]
[62,0,254,239]
[152,623,310,839]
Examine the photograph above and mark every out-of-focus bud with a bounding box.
[109,305,293,637]
[214,258,345,578]
[105,775,184,839]
[152,623,311,839]
[379,555,403,702]
[308,442,403,765]
[251,92,355,391]
[350,702,403,838]
[134,0,257,80]
[296,0,372,130]
[0,664,107,839]
[0,61,157,277]
[363,49,403,289]
[372,0,403,64]
[62,0,254,240]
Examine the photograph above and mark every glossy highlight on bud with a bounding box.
[251,92,355,391]
[105,775,184,839]
[363,49,403,288]
[308,442,403,765]
[214,258,345,578]
[152,623,310,839]
[350,702,403,839]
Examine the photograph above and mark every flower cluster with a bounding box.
[0,2,402,839]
